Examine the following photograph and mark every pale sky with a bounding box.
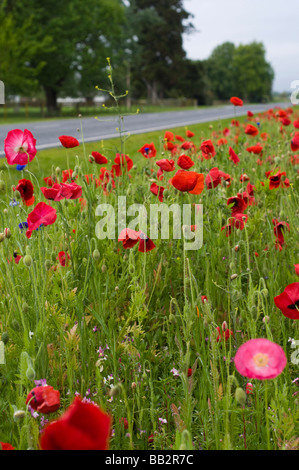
[182,0,299,92]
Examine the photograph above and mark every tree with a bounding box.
[205,42,236,101]
[232,42,274,102]
[1,0,125,113]
[129,0,194,103]
[181,59,213,105]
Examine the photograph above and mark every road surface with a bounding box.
[0,101,290,156]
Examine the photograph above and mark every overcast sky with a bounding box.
[182,0,298,92]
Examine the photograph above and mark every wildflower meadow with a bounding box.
[0,72,299,452]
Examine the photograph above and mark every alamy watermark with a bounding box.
[95,197,203,251]
[290,80,299,105]
[0,81,4,105]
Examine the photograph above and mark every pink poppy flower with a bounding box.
[4,129,37,165]
[26,202,57,239]
[234,338,287,380]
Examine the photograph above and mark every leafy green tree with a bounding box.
[205,42,236,101]
[128,0,194,102]
[181,59,213,105]
[232,42,274,102]
[1,0,125,112]
[0,3,51,97]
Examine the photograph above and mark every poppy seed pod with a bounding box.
[26,367,36,381]
[0,233,5,243]
[92,249,100,261]
[23,255,33,267]
[235,387,246,407]
[1,332,9,345]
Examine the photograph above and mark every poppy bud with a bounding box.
[26,367,36,381]
[101,265,107,273]
[3,209,8,215]
[23,255,33,267]
[109,384,122,398]
[92,249,100,261]
[262,316,270,324]
[222,321,228,331]
[169,313,176,323]
[131,382,137,389]
[115,286,119,291]
[230,274,238,280]
[0,233,5,243]
[119,417,129,429]
[106,182,112,192]
[234,245,239,252]
[1,332,9,345]
[235,387,246,407]
[128,264,135,275]
[55,167,61,176]
[22,302,29,312]
[163,189,169,199]
[13,410,26,421]
[0,180,5,192]
[261,288,268,297]
[45,260,51,271]
[4,228,11,239]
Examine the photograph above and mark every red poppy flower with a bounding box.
[238,183,255,206]
[245,124,259,136]
[43,176,57,187]
[62,169,77,183]
[186,130,195,138]
[295,264,299,276]
[59,135,80,148]
[247,111,254,117]
[205,167,231,190]
[164,131,175,142]
[118,228,140,249]
[293,120,299,129]
[138,142,157,159]
[112,154,133,177]
[40,397,111,450]
[281,117,291,126]
[181,141,195,151]
[26,385,60,414]
[119,418,129,429]
[187,368,192,377]
[26,202,57,239]
[175,135,185,142]
[138,232,156,253]
[291,134,299,152]
[156,159,175,172]
[272,219,290,248]
[217,138,227,146]
[274,283,299,319]
[228,147,240,165]
[230,97,243,107]
[90,152,108,164]
[0,442,15,450]
[177,154,194,170]
[265,170,288,190]
[246,144,263,155]
[57,251,70,267]
[15,179,35,206]
[200,140,216,159]
[171,170,204,195]
[216,326,233,342]
[150,183,165,202]
[227,196,247,216]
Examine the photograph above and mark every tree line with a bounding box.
[0,0,275,113]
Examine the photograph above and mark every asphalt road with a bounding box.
[0,101,290,156]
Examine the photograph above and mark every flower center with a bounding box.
[253,352,269,368]
[287,300,299,310]
[16,143,28,154]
